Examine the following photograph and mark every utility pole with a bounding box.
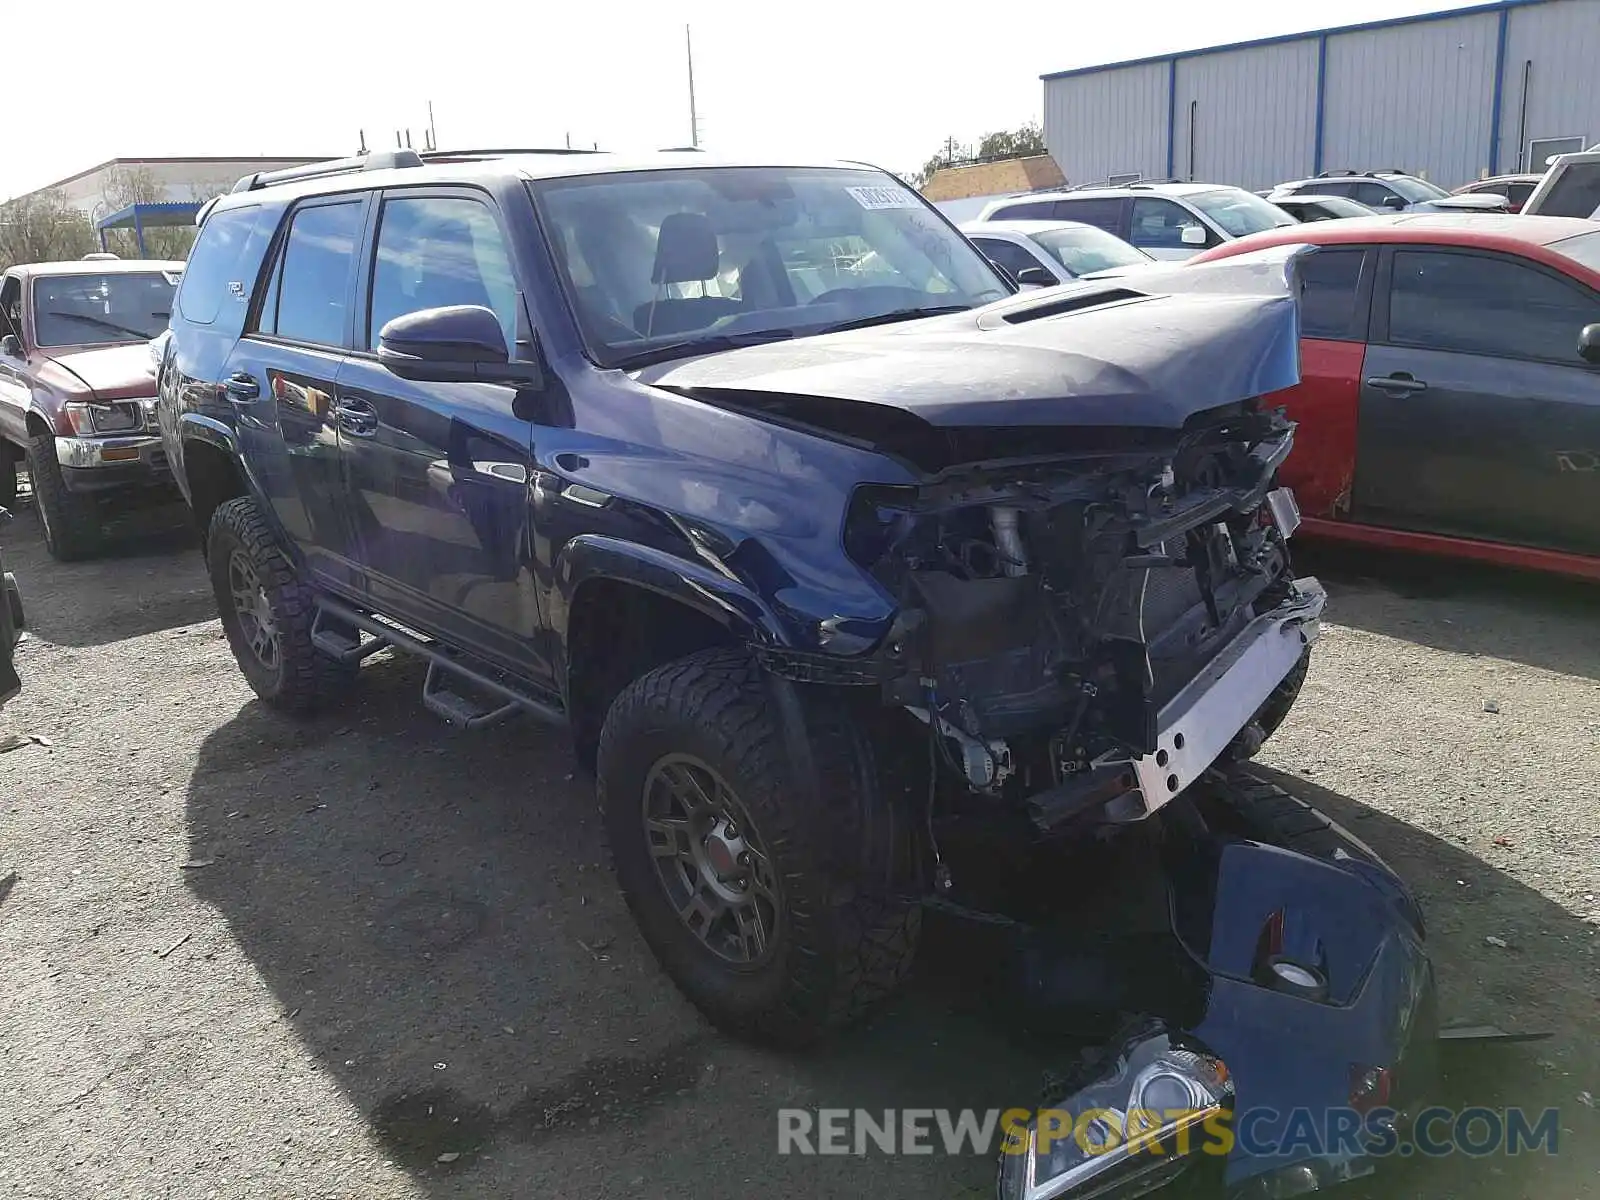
[686,24,699,148]
[427,100,437,151]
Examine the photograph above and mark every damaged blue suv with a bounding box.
[158,146,1328,1032]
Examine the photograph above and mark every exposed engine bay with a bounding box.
[844,401,1326,832]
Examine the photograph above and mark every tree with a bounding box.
[913,122,1048,187]
[97,166,198,261]
[0,190,97,271]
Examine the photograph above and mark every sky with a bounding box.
[6,0,1484,201]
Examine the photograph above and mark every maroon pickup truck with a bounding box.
[0,257,184,559]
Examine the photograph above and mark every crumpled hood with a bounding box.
[37,343,158,401]
[640,244,1312,431]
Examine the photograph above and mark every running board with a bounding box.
[310,609,392,664]
[313,595,567,730]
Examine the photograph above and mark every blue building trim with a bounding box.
[1313,34,1329,174]
[1488,6,1511,173]
[1166,58,1179,178]
[1039,0,1551,81]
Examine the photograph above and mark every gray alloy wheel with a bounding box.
[641,752,782,965]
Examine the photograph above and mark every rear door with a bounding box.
[1271,247,1375,519]
[223,194,371,588]
[1352,246,1600,554]
[1051,197,1131,240]
[1127,197,1217,260]
[335,186,546,677]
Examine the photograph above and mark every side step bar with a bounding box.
[313,595,567,731]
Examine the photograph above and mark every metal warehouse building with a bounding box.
[1040,0,1600,193]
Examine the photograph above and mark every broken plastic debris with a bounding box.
[1482,699,1500,713]
[1578,1091,1594,1109]
[1485,935,1509,948]
[436,1152,460,1164]
[181,858,215,870]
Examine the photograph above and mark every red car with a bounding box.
[1192,214,1600,581]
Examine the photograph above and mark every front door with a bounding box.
[336,188,547,679]
[225,195,371,587]
[1352,246,1600,555]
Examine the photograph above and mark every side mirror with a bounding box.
[1382,195,1407,210]
[376,305,540,386]
[0,334,21,359]
[1015,265,1057,287]
[1180,224,1209,247]
[1580,323,1600,365]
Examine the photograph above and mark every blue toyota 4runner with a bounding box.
[158,148,1328,1048]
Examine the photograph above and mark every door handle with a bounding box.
[334,397,379,437]
[223,372,260,402]
[1365,374,1428,394]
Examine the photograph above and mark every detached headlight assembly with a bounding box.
[63,400,143,435]
[999,1026,1233,1200]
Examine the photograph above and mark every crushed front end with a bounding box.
[845,400,1323,832]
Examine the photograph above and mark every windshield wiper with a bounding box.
[810,305,973,334]
[610,328,797,370]
[44,311,158,340]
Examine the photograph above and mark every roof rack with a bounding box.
[1316,169,1359,177]
[417,146,603,161]
[231,149,423,193]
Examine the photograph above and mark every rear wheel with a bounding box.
[206,495,354,712]
[598,648,920,1047]
[26,433,102,561]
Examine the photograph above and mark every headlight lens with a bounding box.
[998,1026,1232,1200]
[64,400,143,435]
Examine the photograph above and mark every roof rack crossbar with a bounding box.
[231,149,424,194]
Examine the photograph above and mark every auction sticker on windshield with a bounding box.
[847,185,922,210]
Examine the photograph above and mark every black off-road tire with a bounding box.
[206,495,355,713]
[1253,646,1310,743]
[26,433,103,561]
[0,448,17,508]
[598,647,921,1048]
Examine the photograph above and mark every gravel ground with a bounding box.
[1,495,1596,1200]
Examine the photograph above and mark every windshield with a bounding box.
[1551,230,1600,273]
[1027,225,1150,274]
[32,271,178,348]
[1185,189,1297,237]
[529,167,1009,367]
[1386,175,1450,202]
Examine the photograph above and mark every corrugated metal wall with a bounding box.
[1040,0,1600,195]
[1499,0,1600,173]
[1321,12,1499,186]
[1173,42,1319,190]
[1042,61,1170,185]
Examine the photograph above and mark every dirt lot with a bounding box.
[1,495,1597,1200]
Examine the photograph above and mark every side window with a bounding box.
[1054,198,1126,236]
[1128,197,1204,249]
[989,200,1057,221]
[1312,181,1354,200]
[1350,182,1396,208]
[1507,182,1536,208]
[972,237,1045,282]
[1533,161,1600,219]
[1387,250,1599,362]
[260,200,364,347]
[367,194,519,351]
[0,275,21,343]
[1298,249,1367,340]
[177,206,262,326]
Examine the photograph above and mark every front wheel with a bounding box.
[206,496,354,712]
[27,433,102,561]
[597,648,921,1047]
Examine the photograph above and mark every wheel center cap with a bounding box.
[702,822,742,881]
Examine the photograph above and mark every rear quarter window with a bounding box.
[177,205,275,331]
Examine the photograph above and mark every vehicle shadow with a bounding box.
[3,499,210,648]
[1295,541,1600,682]
[180,664,1600,1200]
